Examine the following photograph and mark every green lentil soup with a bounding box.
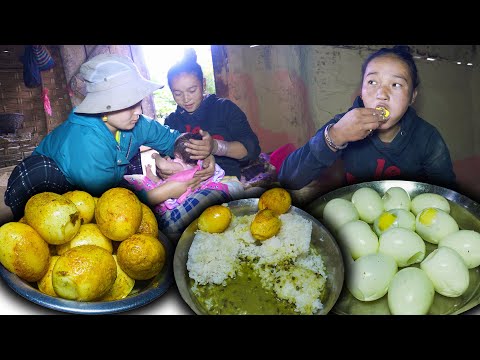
[187,212,328,315]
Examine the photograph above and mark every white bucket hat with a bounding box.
[74,53,163,114]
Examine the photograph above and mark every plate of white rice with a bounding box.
[173,198,344,315]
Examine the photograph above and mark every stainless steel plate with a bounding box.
[174,198,345,315]
[0,231,174,314]
[306,180,480,315]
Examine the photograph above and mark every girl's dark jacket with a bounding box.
[279,96,456,190]
[165,94,261,179]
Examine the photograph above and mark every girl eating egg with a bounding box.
[279,45,456,191]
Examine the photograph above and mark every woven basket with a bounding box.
[0,113,24,135]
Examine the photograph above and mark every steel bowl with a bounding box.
[0,231,174,314]
[174,198,345,315]
[306,180,480,315]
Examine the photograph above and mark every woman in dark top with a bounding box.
[279,45,456,191]
[162,48,261,180]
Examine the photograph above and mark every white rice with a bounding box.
[186,231,240,285]
[186,211,328,314]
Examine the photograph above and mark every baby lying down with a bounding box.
[124,132,244,214]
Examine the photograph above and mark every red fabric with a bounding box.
[269,143,297,174]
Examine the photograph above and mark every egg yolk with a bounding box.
[419,208,437,226]
[378,212,397,231]
[375,107,390,120]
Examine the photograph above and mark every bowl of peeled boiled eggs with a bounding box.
[306,180,480,315]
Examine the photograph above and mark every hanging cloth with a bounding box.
[32,45,55,71]
[21,45,42,88]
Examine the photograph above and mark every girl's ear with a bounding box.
[410,89,418,105]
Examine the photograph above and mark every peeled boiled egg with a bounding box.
[420,247,469,297]
[411,193,450,216]
[439,230,480,269]
[346,252,398,302]
[387,267,434,315]
[337,220,379,260]
[378,227,425,267]
[415,207,459,244]
[351,188,384,224]
[382,187,411,212]
[322,198,359,233]
[373,208,416,236]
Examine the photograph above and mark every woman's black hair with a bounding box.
[167,48,204,90]
[173,132,202,165]
[361,45,420,89]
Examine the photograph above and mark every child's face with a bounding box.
[157,155,191,173]
[361,54,417,130]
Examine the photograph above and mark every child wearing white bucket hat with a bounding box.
[4,53,216,221]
